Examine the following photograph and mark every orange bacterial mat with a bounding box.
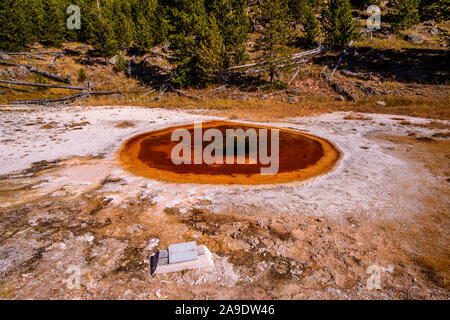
[118,121,341,184]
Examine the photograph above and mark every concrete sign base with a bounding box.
[150,242,214,275]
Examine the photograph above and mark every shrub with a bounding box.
[323,0,358,49]
[390,0,420,30]
[301,3,321,46]
[78,68,86,83]
[419,0,449,21]
[171,58,198,89]
[113,53,127,73]
[265,80,288,90]
[34,73,48,91]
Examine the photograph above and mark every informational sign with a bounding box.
[168,241,198,264]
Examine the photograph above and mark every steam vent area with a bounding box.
[119,121,341,184]
[0,106,449,299]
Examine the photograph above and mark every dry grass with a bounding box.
[115,120,136,128]
[1,42,449,121]
[74,93,450,121]
[343,114,373,121]
[67,121,90,128]
[40,122,58,129]
[399,120,450,130]
[432,131,450,138]
[356,20,449,51]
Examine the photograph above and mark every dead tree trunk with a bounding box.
[3,52,48,60]
[225,44,324,73]
[320,66,356,101]
[199,85,227,97]
[0,61,71,83]
[10,91,120,105]
[328,40,354,81]
[288,66,301,86]
[0,80,84,90]
[49,53,62,69]
[169,85,201,101]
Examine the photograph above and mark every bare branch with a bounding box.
[328,40,354,81]
[226,44,324,72]
[0,61,71,83]
[49,53,63,69]
[0,80,84,90]
[10,91,120,105]
[288,66,301,86]
[199,85,227,97]
[3,52,48,60]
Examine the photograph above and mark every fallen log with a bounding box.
[340,69,372,81]
[4,52,48,60]
[226,59,308,76]
[0,84,29,93]
[226,44,324,72]
[0,61,71,83]
[199,85,227,97]
[320,66,356,101]
[148,51,173,60]
[328,40,354,81]
[288,65,301,86]
[155,85,168,101]
[171,86,201,101]
[139,89,156,98]
[10,91,120,105]
[0,80,85,90]
[153,84,201,101]
[355,81,379,95]
[49,53,62,69]
[328,81,356,101]
[291,44,324,59]
[27,51,62,55]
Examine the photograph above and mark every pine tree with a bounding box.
[256,0,294,84]
[207,0,251,67]
[195,14,225,85]
[0,0,35,51]
[85,5,118,62]
[390,0,420,30]
[166,0,208,58]
[301,2,321,46]
[39,0,66,47]
[132,0,159,54]
[349,0,373,10]
[171,13,225,88]
[288,0,323,24]
[419,0,450,21]
[167,0,211,87]
[113,53,127,73]
[108,0,134,50]
[323,0,358,49]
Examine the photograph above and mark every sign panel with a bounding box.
[168,241,198,264]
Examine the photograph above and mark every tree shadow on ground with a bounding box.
[313,47,450,85]
[223,74,268,91]
[125,59,171,87]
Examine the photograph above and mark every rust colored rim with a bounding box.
[118,121,341,185]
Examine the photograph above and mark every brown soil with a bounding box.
[115,121,136,129]
[0,133,448,299]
